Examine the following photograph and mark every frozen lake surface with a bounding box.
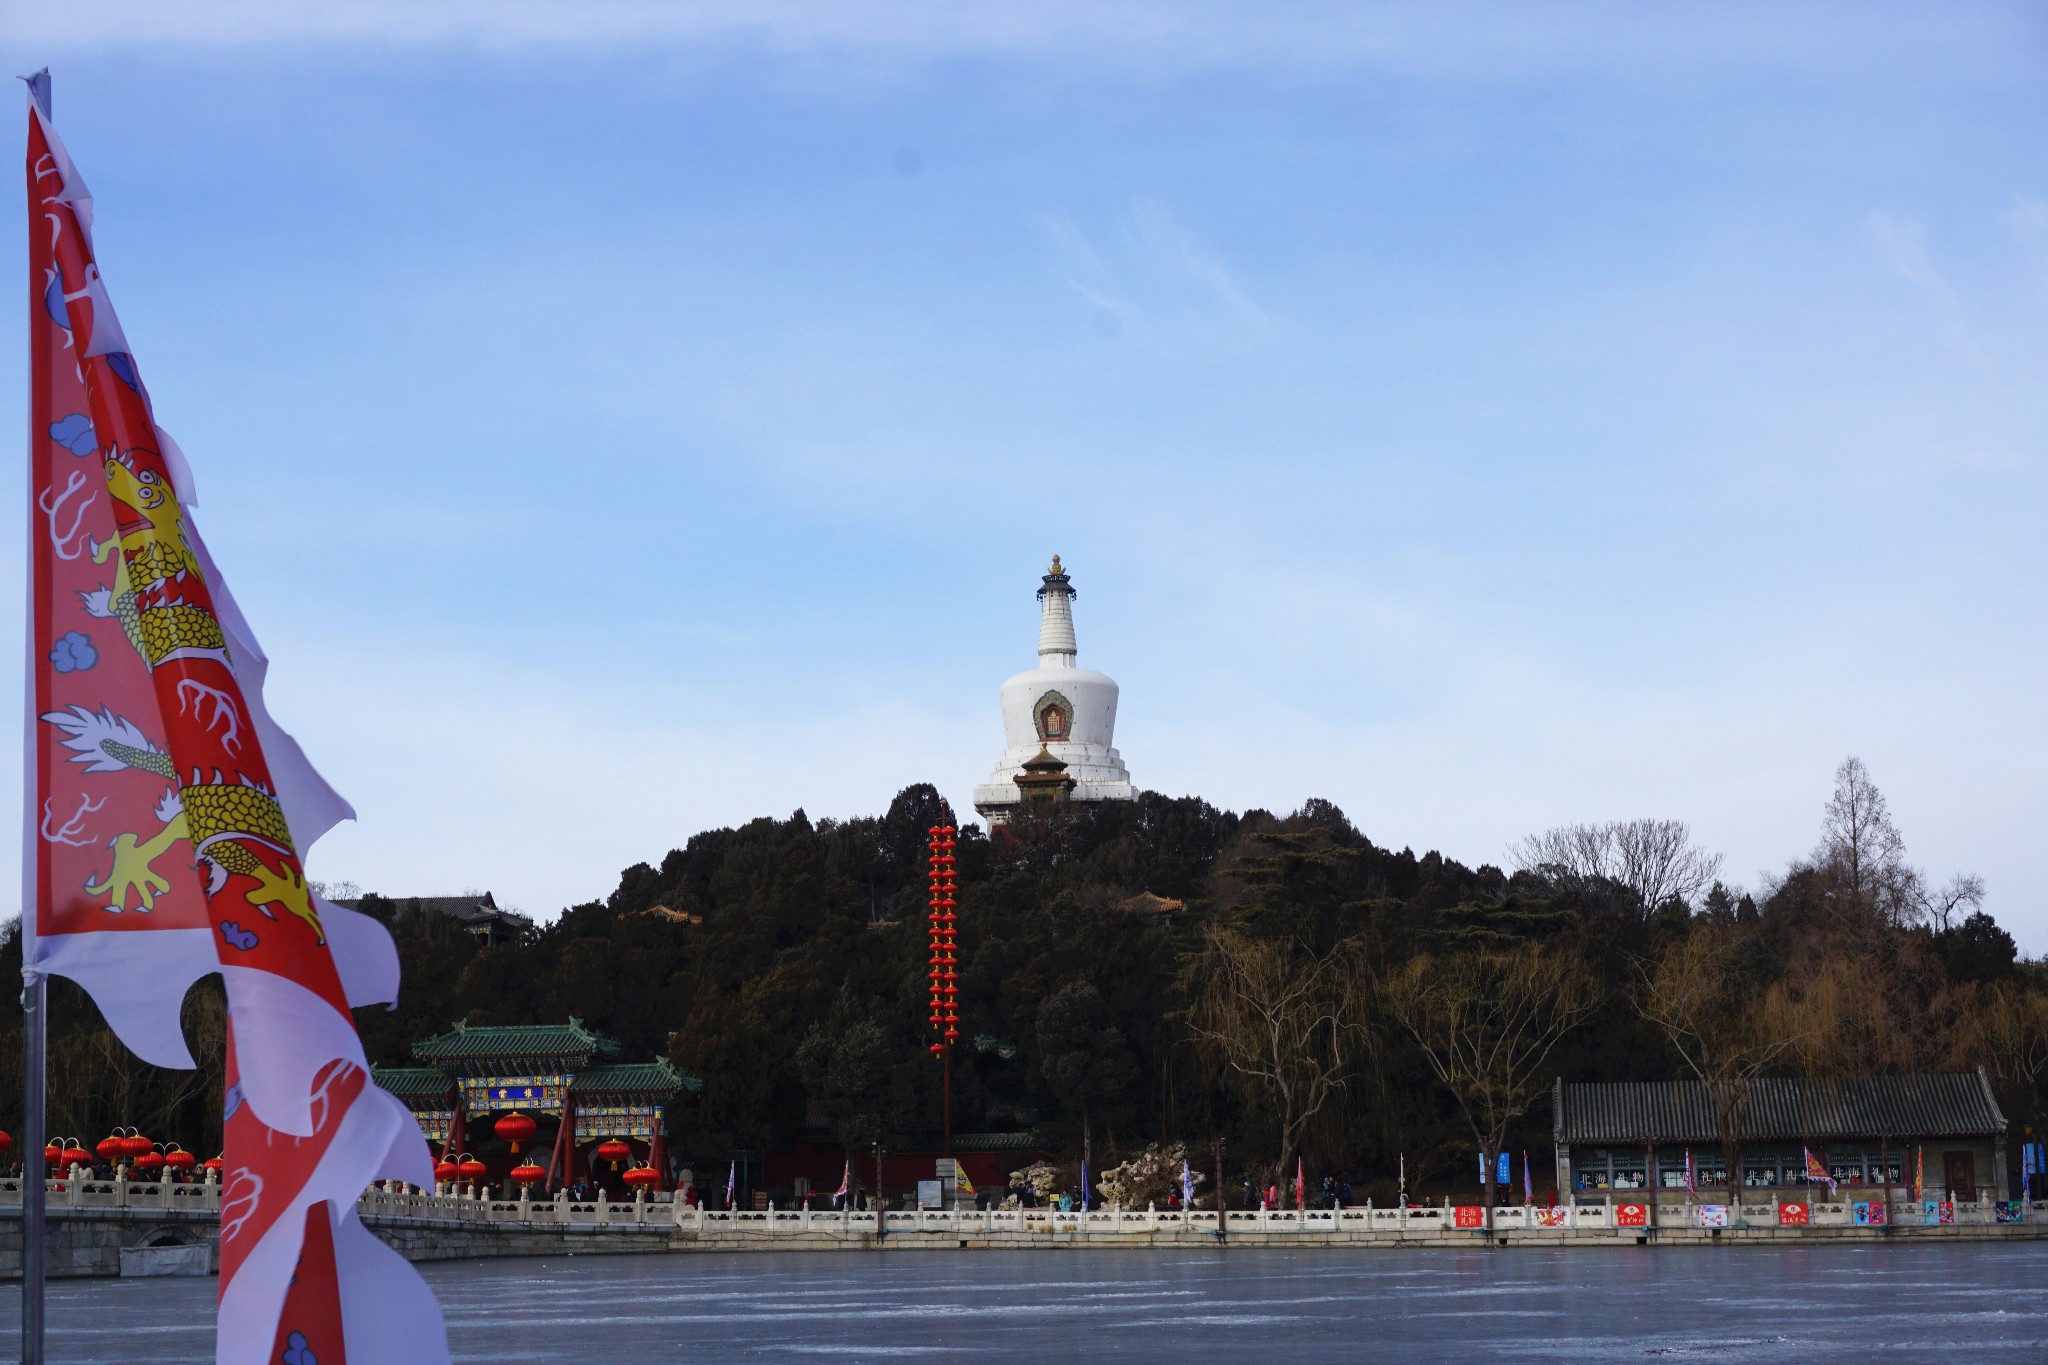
[7,1243,2047,1361]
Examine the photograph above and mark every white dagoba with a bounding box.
[972,556,1135,826]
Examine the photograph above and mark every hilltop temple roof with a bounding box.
[973,556,1136,825]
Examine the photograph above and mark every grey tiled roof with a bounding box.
[1554,1072,2006,1146]
[412,1019,620,1063]
[373,1067,455,1101]
[950,1132,1044,1152]
[572,1062,701,1097]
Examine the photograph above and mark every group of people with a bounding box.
[1238,1175,1355,1210]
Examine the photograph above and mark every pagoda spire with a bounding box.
[1036,554,1077,666]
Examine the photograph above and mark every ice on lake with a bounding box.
[7,1243,2047,1362]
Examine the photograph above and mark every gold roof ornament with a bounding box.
[1049,554,1063,575]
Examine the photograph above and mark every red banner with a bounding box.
[26,76,445,1365]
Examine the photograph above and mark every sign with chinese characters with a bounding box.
[578,1100,662,1141]
[458,1074,571,1114]
[1695,1204,1728,1228]
[1615,1203,1648,1227]
[1453,1206,1485,1228]
[1778,1202,1808,1226]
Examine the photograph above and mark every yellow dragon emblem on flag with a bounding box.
[43,446,323,942]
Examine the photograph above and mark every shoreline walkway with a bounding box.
[3,1175,2044,1279]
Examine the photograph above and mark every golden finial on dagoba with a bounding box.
[1050,554,1063,575]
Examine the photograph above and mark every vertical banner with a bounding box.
[25,78,447,1365]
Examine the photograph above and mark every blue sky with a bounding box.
[5,2,2045,940]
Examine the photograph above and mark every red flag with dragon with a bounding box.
[24,73,448,1363]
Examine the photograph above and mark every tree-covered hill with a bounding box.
[3,763,2036,1201]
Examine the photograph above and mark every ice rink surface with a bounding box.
[5,1243,2043,1361]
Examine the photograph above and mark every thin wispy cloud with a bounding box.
[1042,198,1268,343]
[1869,211,1981,360]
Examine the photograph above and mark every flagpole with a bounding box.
[20,970,45,1365]
[19,65,49,1365]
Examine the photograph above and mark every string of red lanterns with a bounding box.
[927,823,958,1054]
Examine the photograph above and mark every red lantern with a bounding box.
[94,1135,124,1162]
[493,1112,537,1154]
[61,1144,90,1170]
[623,1165,660,1189]
[509,1163,547,1185]
[120,1132,153,1159]
[42,1144,61,1168]
[134,1150,165,1175]
[202,1155,224,1175]
[595,1139,631,1168]
[0,1129,13,1156]
[434,1160,458,1183]
[457,1159,488,1182]
[164,1149,196,1172]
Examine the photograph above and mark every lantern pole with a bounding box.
[20,970,45,1365]
[926,818,960,1177]
[1213,1136,1226,1243]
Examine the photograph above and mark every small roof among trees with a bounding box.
[1554,1072,2006,1145]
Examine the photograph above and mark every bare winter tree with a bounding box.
[1925,874,1987,934]
[1817,757,1912,920]
[1188,925,1361,1207]
[1632,929,1806,1213]
[1378,945,1597,1229]
[1511,819,1724,917]
[1970,982,2048,1104]
[1815,757,1985,930]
